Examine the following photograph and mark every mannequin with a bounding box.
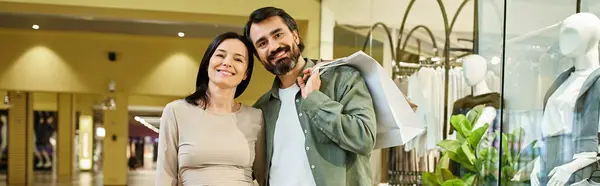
[448,55,502,182]
[463,55,493,97]
[529,12,600,186]
[451,54,501,133]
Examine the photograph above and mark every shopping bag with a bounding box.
[314,51,424,149]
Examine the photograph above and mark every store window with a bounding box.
[499,0,600,186]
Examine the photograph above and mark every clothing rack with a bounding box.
[386,147,441,186]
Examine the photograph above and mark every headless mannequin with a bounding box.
[463,55,493,97]
[448,55,502,182]
[461,55,497,129]
[529,12,600,186]
[450,54,500,133]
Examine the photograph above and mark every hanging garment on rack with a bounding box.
[405,67,440,155]
[404,66,476,156]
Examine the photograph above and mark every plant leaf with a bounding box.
[516,140,538,164]
[502,133,512,163]
[439,153,450,169]
[460,118,472,137]
[467,104,485,121]
[422,172,441,186]
[461,142,476,164]
[447,152,477,172]
[468,123,489,149]
[451,115,468,138]
[440,168,456,181]
[442,179,466,186]
[435,165,445,183]
[491,148,500,163]
[502,166,516,179]
[437,140,461,154]
[462,173,477,186]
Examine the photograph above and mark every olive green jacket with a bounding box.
[253,58,377,186]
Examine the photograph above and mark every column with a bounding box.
[320,5,335,60]
[102,93,128,185]
[7,91,34,185]
[56,93,75,182]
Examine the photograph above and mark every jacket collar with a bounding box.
[268,58,316,100]
[544,66,600,108]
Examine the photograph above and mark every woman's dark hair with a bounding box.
[185,32,255,108]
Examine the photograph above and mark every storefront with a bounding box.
[322,0,600,185]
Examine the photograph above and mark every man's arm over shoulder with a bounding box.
[300,66,376,155]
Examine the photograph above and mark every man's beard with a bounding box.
[264,44,301,75]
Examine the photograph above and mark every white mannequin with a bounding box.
[461,54,497,130]
[529,12,600,186]
[462,54,493,96]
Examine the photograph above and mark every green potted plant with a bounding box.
[422,105,537,186]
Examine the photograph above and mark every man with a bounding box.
[245,7,377,186]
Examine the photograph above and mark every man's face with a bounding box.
[249,16,302,75]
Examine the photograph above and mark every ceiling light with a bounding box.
[134,116,159,133]
[491,56,501,65]
[178,32,185,37]
[96,127,106,138]
[32,25,39,30]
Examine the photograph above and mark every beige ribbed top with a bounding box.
[155,100,264,186]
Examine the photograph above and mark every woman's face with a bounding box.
[207,39,250,90]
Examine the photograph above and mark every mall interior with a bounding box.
[1,0,600,185]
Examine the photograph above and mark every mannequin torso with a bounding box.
[531,12,600,186]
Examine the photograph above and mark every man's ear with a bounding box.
[293,30,300,45]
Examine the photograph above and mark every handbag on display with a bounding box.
[314,51,424,149]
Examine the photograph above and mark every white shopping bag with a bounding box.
[314,51,425,149]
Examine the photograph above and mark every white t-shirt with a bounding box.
[542,68,596,137]
[269,84,316,186]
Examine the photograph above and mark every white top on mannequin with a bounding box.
[461,54,497,130]
[529,13,600,186]
[542,12,600,142]
[542,68,596,138]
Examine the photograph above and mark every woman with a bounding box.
[155,32,265,186]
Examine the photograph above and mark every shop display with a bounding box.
[451,55,501,133]
[528,13,600,186]
[400,58,501,157]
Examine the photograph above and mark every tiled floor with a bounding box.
[0,169,156,186]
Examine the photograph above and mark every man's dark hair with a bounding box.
[244,7,305,53]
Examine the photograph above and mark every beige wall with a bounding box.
[0,0,321,103]
[0,0,321,58]
[0,28,275,104]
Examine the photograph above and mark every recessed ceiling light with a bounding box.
[491,56,501,65]
[32,25,39,30]
[178,32,185,37]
